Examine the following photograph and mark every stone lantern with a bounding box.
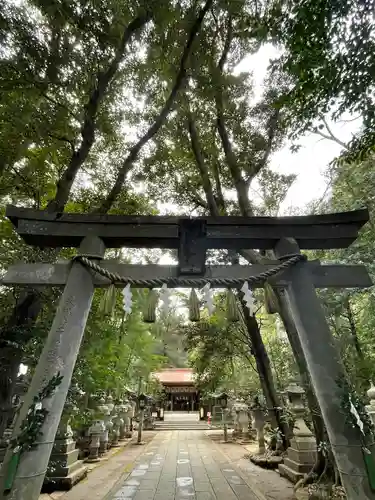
[232,399,250,440]
[106,394,114,414]
[95,397,112,455]
[278,382,317,483]
[86,420,105,462]
[44,401,88,489]
[217,392,229,442]
[116,400,126,441]
[111,401,124,447]
[122,399,133,438]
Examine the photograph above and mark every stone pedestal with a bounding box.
[143,407,155,430]
[238,405,251,442]
[278,382,317,483]
[43,407,87,491]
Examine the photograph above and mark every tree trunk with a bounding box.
[241,302,290,449]
[276,290,328,468]
[0,10,153,428]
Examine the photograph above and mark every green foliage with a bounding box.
[184,293,296,397]
[11,373,63,453]
[266,0,375,154]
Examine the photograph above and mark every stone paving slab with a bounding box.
[205,431,294,500]
[104,431,262,500]
[41,430,293,500]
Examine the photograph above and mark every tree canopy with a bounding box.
[1,1,375,494]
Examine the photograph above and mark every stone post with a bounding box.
[137,409,144,445]
[238,403,251,442]
[252,407,266,455]
[222,409,228,442]
[0,236,105,500]
[366,383,375,427]
[278,382,317,483]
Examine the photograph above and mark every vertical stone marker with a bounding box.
[274,237,375,499]
[0,235,105,500]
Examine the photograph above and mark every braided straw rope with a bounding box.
[73,254,305,288]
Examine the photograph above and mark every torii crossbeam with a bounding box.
[0,205,374,500]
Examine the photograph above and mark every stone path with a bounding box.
[103,431,291,500]
[40,431,293,500]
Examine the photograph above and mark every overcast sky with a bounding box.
[238,45,360,214]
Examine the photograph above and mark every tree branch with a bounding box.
[186,106,220,216]
[11,167,39,205]
[214,17,252,217]
[310,117,348,150]
[48,133,76,153]
[97,0,213,213]
[188,192,208,210]
[46,11,151,213]
[247,107,281,188]
[211,161,225,212]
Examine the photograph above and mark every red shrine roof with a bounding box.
[152,368,194,386]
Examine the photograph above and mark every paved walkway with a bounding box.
[103,431,291,500]
[41,431,293,500]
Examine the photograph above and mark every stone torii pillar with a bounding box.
[275,238,375,500]
[0,236,105,500]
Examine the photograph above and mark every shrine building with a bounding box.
[152,368,200,412]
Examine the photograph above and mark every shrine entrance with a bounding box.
[0,205,374,500]
[168,390,198,412]
[152,368,200,412]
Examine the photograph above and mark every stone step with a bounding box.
[278,462,304,484]
[155,422,210,431]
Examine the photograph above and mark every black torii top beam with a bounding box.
[6,205,369,250]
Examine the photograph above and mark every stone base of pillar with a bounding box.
[99,442,109,455]
[278,435,317,483]
[250,454,283,469]
[231,428,242,439]
[239,430,256,443]
[85,454,101,463]
[43,437,88,492]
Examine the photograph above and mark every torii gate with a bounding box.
[0,205,374,499]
